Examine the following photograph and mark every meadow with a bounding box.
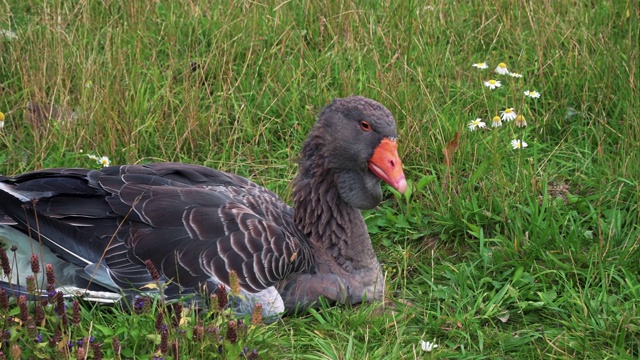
[0,0,638,358]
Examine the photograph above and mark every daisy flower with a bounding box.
[484,79,502,89]
[0,29,17,40]
[87,154,111,167]
[509,72,523,78]
[495,62,509,75]
[420,339,439,352]
[524,90,541,98]
[98,156,111,167]
[491,115,502,128]
[515,115,527,128]
[0,111,4,129]
[468,118,486,131]
[472,62,489,69]
[500,108,517,121]
[511,139,528,149]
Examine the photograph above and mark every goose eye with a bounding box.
[360,121,371,132]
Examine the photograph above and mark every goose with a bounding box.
[0,96,407,317]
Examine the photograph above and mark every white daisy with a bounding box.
[0,29,17,40]
[491,115,502,128]
[509,72,523,78]
[98,156,111,167]
[484,79,502,89]
[87,154,111,167]
[511,139,529,149]
[500,108,517,121]
[495,62,509,75]
[420,339,439,352]
[524,90,541,98]
[0,111,4,129]
[472,62,489,69]
[468,118,486,131]
[515,115,527,128]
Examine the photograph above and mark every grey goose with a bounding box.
[0,96,407,318]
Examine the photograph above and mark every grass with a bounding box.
[0,0,638,358]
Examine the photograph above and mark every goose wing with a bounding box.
[0,163,312,298]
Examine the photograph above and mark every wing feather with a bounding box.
[0,163,314,302]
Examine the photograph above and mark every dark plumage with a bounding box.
[0,96,406,317]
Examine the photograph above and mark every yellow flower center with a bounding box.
[505,108,512,113]
[498,63,507,68]
[493,116,501,123]
[489,80,496,85]
[516,115,525,122]
[0,112,5,121]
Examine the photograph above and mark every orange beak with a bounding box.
[368,138,407,194]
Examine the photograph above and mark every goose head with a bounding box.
[297,96,407,210]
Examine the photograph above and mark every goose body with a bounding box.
[0,96,407,317]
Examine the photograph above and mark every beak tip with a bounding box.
[395,177,408,194]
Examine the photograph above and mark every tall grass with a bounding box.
[0,0,638,358]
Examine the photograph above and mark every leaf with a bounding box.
[443,131,460,168]
[146,334,162,344]
[469,159,490,184]
[537,290,557,303]
[403,178,413,201]
[416,175,436,191]
[512,266,524,283]
[93,324,114,337]
[141,283,159,289]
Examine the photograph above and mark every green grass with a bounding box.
[0,0,639,358]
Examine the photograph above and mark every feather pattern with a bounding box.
[0,96,406,317]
